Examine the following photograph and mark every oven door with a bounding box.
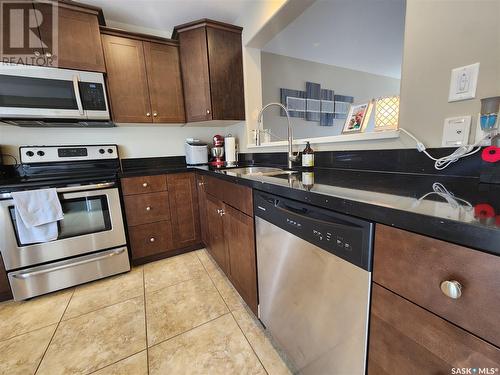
[0,184,126,270]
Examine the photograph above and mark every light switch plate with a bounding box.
[442,115,471,147]
[448,63,480,102]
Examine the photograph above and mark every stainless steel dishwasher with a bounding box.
[254,191,373,375]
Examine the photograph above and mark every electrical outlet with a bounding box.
[442,116,471,147]
[448,63,480,102]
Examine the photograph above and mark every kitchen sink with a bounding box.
[221,167,298,177]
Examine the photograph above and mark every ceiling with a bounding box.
[262,0,406,78]
[82,0,250,38]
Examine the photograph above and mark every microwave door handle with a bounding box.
[72,75,84,116]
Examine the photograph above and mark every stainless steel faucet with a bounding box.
[256,102,300,169]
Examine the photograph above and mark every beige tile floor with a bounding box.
[0,249,292,375]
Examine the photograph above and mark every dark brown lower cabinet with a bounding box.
[368,284,500,374]
[223,204,257,313]
[202,174,258,315]
[206,194,229,274]
[167,173,201,248]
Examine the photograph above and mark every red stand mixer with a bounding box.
[210,135,225,167]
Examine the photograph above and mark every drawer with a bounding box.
[204,175,225,202]
[124,191,170,226]
[374,224,500,347]
[121,175,167,195]
[368,284,500,375]
[204,174,253,216]
[8,247,130,301]
[223,182,253,216]
[128,221,173,259]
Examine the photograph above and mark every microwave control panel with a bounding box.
[78,82,107,111]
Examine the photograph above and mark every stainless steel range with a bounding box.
[0,145,130,300]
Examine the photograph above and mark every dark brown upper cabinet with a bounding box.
[173,19,245,123]
[101,28,185,124]
[34,2,105,72]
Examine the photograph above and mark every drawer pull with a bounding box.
[142,182,148,187]
[146,206,151,211]
[440,280,462,299]
[149,237,156,243]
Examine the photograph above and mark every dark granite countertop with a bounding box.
[2,154,498,255]
[120,162,500,256]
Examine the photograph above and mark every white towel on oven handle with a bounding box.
[11,188,64,243]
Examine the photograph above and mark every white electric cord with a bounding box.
[399,128,492,170]
[412,182,472,209]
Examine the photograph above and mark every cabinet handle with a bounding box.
[45,52,52,57]
[153,112,158,117]
[440,280,462,299]
[146,206,151,211]
[146,112,151,117]
[142,182,148,187]
[198,182,205,186]
[149,237,155,243]
[34,51,41,57]
[220,209,225,216]
[206,109,210,114]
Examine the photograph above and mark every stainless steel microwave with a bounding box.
[0,64,113,127]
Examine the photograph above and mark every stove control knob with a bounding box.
[26,151,34,157]
[37,151,45,156]
[107,148,113,154]
[99,148,105,154]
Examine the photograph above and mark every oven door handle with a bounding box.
[0,182,116,199]
[56,182,116,193]
[11,248,126,279]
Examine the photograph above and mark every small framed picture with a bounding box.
[342,102,373,134]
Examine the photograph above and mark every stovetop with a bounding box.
[0,145,121,193]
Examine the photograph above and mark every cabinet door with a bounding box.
[368,284,500,375]
[144,42,185,123]
[101,34,152,123]
[36,5,105,71]
[167,173,201,248]
[178,27,212,122]
[223,204,257,314]
[196,174,209,245]
[206,27,245,120]
[206,194,228,274]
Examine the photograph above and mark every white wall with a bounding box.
[0,124,229,159]
[1,0,498,160]
[261,52,401,140]
[236,0,500,153]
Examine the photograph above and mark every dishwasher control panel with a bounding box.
[254,191,374,271]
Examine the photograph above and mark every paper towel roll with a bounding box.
[225,136,236,162]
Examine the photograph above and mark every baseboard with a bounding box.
[131,243,205,266]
